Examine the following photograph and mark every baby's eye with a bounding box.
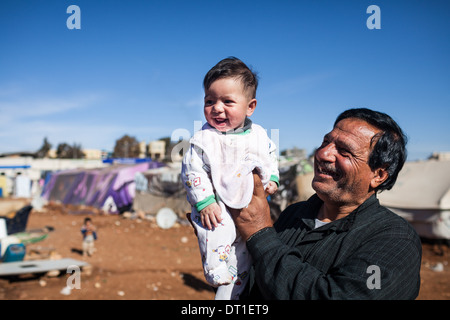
[204,100,214,106]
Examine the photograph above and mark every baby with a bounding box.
[182,57,279,300]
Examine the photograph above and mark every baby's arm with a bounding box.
[182,144,220,229]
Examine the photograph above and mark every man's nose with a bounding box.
[316,143,336,162]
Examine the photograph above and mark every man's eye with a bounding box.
[338,148,352,157]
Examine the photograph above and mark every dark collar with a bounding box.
[302,194,379,233]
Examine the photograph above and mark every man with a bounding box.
[230,108,422,299]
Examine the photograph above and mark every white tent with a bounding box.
[378,159,450,240]
[132,163,191,217]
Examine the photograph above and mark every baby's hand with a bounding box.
[265,181,278,196]
[199,203,222,230]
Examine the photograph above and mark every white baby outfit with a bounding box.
[181,119,279,300]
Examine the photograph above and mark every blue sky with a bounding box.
[0,0,449,161]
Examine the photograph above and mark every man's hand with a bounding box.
[229,171,273,242]
[199,202,222,230]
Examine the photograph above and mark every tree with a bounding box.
[112,135,140,158]
[71,143,85,159]
[35,137,52,158]
[159,136,188,162]
[56,142,85,159]
[159,136,173,160]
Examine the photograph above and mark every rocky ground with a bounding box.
[0,203,448,301]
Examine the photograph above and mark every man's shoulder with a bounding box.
[380,205,420,237]
[356,200,421,242]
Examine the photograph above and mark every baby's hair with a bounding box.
[203,57,258,99]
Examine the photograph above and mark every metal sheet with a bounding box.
[0,258,90,276]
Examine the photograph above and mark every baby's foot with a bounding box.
[205,264,232,286]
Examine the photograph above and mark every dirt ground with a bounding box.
[0,204,449,300]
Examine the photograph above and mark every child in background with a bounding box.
[81,217,97,257]
[182,57,279,300]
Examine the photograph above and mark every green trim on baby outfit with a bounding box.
[195,195,217,211]
[270,174,280,186]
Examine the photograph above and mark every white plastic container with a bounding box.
[0,218,7,239]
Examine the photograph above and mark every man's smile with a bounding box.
[315,161,341,180]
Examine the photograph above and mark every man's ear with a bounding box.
[246,99,257,116]
[370,167,389,190]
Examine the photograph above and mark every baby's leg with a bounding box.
[214,230,252,300]
[192,201,236,287]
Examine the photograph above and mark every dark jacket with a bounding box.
[243,194,422,299]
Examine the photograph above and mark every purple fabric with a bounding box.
[41,162,165,213]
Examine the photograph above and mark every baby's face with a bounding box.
[204,78,256,132]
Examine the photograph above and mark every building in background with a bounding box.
[148,140,166,161]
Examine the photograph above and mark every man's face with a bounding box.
[204,77,256,132]
[312,118,382,207]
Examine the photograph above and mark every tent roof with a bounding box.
[378,159,450,210]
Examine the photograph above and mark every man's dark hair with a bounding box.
[334,108,408,192]
[203,57,258,99]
